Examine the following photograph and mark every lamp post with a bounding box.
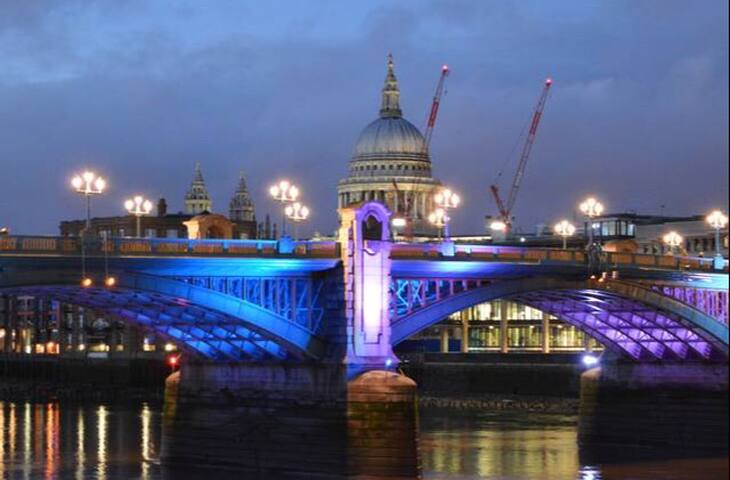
[124,195,154,238]
[391,217,407,241]
[428,208,447,240]
[579,197,604,248]
[284,202,310,240]
[433,188,460,241]
[269,180,299,238]
[706,210,728,270]
[554,220,576,250]
[71,170,106,235]
[662,231,683,256]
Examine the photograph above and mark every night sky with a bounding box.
[1,1,727,236]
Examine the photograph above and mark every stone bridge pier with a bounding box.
[161,202,419,479]
[579,355,728,462]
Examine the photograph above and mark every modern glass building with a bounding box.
[397,299,604,354]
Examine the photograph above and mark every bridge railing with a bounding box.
[0,235,341,258]
[389,242,728,272]
[2,235,727,272]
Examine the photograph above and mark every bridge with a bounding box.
[1,202,728,474]
[1,202,727,367]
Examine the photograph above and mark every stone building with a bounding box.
[338,55,442,236]
[60,164,258,239]
[185,162,213,215]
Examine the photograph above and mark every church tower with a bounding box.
[229,171,256,222]
[185,163,212,214]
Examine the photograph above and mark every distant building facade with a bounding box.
[60,164,258,239]
[587,213,728,257]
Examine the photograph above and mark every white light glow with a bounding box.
[707,210,728,229]
[490,220,507,232]
[392,217,407,228]
[582,354,599,367]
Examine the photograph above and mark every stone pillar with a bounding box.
[583,333,593,352]
[162,362,419,478]
[338,201,398,376]
[440,327,449,353]
[124,325,140,358]
[347,371,419,477]
[58,304,67,354]
[542,311,551,354]
[461,316,470,353]
[2,295,14,353]
[579,360,728,460]
[72,307,82,353]
[500,301,509,354]
[161,201,419,478]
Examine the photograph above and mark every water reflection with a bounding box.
[76,407,85,480]
[421,411,580,479]
[96,405,108,480]
[0,401,726,479]
[0,401,161,480]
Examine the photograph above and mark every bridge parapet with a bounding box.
[0,235,340,258]
[390,242,728,272]
[2,235,726,272]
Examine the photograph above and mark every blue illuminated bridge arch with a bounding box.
[391,277,729,362]
[2,273,325,361]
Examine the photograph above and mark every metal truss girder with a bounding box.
[172,275,326,333]
[3,283,320,361]
[390,277,727,363]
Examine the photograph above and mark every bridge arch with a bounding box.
[391,278,729,362]
[0,273,325,361]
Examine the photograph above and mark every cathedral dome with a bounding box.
[353,116,426,159]
[337,54,441,238]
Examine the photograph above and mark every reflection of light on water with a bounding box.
[420,414,582,479]
[45,403,59,480]
[579,466,601,479]
[0,403,4,478]
[76,408,85,480]
[23,403,31,479]
[97,405,108,480]
[141,403,151,479]
[9,403,16,460]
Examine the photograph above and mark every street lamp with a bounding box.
[124,195,154,238]
[706,210,728,269]
[554,220,576,249]
[428,208,447,239]
[284,202,310,239]
[269,180,299,237]
[433,188,460,240]
[579,197,604,248]
[71,170,106,235]
[662,231,683,256]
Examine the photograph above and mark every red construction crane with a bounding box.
[393,65,451,241]
[421,64,450,155]
[490,77,553,232]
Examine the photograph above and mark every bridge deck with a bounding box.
[1,235,726,276]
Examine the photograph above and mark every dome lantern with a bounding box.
[380,53,402,119]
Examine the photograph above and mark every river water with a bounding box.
[0,401,726,479]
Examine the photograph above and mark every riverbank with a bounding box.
[0,354,168,402]
[0,377,165,402]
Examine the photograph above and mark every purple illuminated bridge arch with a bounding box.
[391,278,729,362]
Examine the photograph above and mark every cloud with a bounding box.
[0,0,726,235]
